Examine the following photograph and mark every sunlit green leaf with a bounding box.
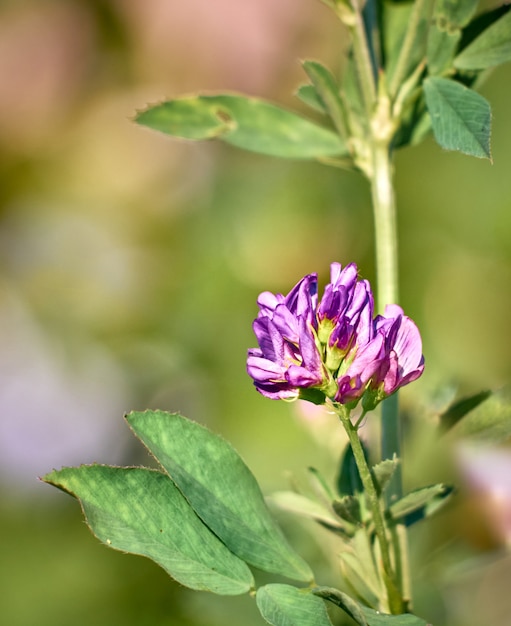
[447,385,511,443]
[423,77,492,159]
[455,10,511,70]
[42,466,254,595]
[390,483,453,524]
[256,584,333,626]
[126,411,313,582]
[136,94,348,159]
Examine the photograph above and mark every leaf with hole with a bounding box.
[136,94,348,160]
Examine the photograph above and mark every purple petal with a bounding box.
[246,355,287,383]
[286,364,323,387]
[253,380,299,400]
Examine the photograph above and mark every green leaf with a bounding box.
[458,5,511,52]
[360,607,429,626]
[313,587,430,625]
[383,0,430,86]
[42,466,254,595]
[295,84,327,113]
[256,584,333,626]
[371,457,400,495]
[447,386,511,443]
[135,94,348,160]
[337,441,367,496]
[332,495,361,526]
[302,61,347,138]
[435,0,478,30]
[340,529,383,606]
[427,24,461,75]
[312,586,368,626]
[423,77,492,160]
[455,10,511,70]
[389,483,453,523]
[270,491,346,530]
[126,411,313,582]
[439,389,492,432]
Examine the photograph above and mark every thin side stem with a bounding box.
[337,406,405,614]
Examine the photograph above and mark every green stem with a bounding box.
[368,96,410,610]
[388,0,434,98]
[370,139,399,310]
[337,406,405,614]
[348,0,377,120]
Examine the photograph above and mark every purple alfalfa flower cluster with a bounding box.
[247,263,424,409]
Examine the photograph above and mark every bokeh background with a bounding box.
[1,1,511,625]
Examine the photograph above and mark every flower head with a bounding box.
[247,263,424,407]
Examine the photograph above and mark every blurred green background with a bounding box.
[1,1,511,625]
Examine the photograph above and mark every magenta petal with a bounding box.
[246,356,287,383]
[253,381,299,400]
[286,364,323,387]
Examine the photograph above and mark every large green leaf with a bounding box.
[42,466,254,595]
[447,386,511,443]
[126,411,313,582]
[455,10,511,70]
[135,94,348,159]
[256,584,333,626]
[423,77,492,160]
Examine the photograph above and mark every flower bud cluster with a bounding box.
[247,263,424,408]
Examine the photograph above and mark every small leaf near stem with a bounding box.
[336,405,405,614]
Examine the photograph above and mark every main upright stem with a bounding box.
[345,1,408,609]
